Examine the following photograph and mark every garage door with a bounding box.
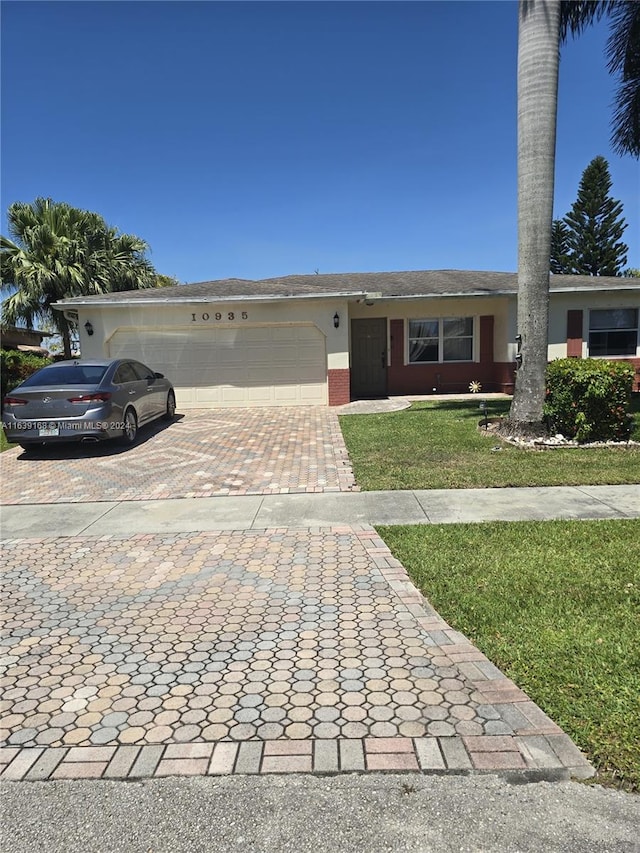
[108,325,327,408]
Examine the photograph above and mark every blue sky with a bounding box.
[1,1,638,283]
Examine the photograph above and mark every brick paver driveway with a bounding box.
[0,405,591,782]
[0,408,356,504]
[0,527,590,780]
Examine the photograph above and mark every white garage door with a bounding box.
[108,325,327,408]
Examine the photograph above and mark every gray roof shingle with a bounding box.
[56,270,640,305]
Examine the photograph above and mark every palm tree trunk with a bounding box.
[506,0,561,435]
[56,313,73,358]
[62,328,72,359]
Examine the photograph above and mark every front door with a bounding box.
[350,318,388,398]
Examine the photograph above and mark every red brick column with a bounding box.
[389,319,404,367]
[328,368,351,405]
[567,310,583,358]
[387,319,405,393]
[479,316,494,364]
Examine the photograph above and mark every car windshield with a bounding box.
[20,364,109,387]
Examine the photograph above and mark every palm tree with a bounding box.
[506,0,639,435]
[506,0,563,432]
[1,198,155,357]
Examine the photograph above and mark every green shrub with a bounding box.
[1,349,52,402]
[544,358,635,442]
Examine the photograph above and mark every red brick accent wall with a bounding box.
[493,363,516,394]
[567,310,583,358]
[328,368,351,406]
[386,315,513,394]
[624,358,640,392]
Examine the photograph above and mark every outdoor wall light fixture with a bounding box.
[84,321,94,336]
[333,312,340,329]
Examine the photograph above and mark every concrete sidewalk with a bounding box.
[3,774,639,853]
[2,484,638,539]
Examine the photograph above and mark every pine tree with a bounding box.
[563,156,629,276]
[550,219,572,273]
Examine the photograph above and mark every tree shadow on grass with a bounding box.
[402,400,511,418]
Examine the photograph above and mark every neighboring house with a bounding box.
[54,270,640,409]
[1,325,51,355]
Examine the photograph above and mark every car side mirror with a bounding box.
[153,372,164,379]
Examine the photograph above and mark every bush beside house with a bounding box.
[1,349,52,405]
[544,358,635,442]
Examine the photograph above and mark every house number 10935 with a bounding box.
[191,311,249,321]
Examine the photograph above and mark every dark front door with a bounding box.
[351,318,388,398]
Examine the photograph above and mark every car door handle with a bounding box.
[128,390,136,395]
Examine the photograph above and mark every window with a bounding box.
[408,317,474,363]
[113,363,139,384]
[588,309,638,357]
[21,364,108,386]
[408,319,439,362]
[131,362,155,381]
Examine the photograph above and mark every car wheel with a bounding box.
[120,408,138,445]
[163,390,176,421]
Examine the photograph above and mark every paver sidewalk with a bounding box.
[0,526,592,783]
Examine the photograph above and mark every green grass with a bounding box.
[340,397,640,490]
[378,519,640,791]
[0,430,15,453]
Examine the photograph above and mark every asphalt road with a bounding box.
[2,774,638,853]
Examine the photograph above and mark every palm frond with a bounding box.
[607,1,640,156]
[559,0,616,41]
[1,198,158,328]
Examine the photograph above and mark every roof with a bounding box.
[14,345,50,355]
[1,325,52,340]
[54,270,640,307]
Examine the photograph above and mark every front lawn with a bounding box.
[0,430,15,453]
[379,519,640,791]
[340,398,640,490]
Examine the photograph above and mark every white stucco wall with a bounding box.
[548,289,640,359]
[75,297,351,370]
[69,286,640,376]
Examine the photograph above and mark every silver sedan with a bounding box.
[2,358,176,450]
